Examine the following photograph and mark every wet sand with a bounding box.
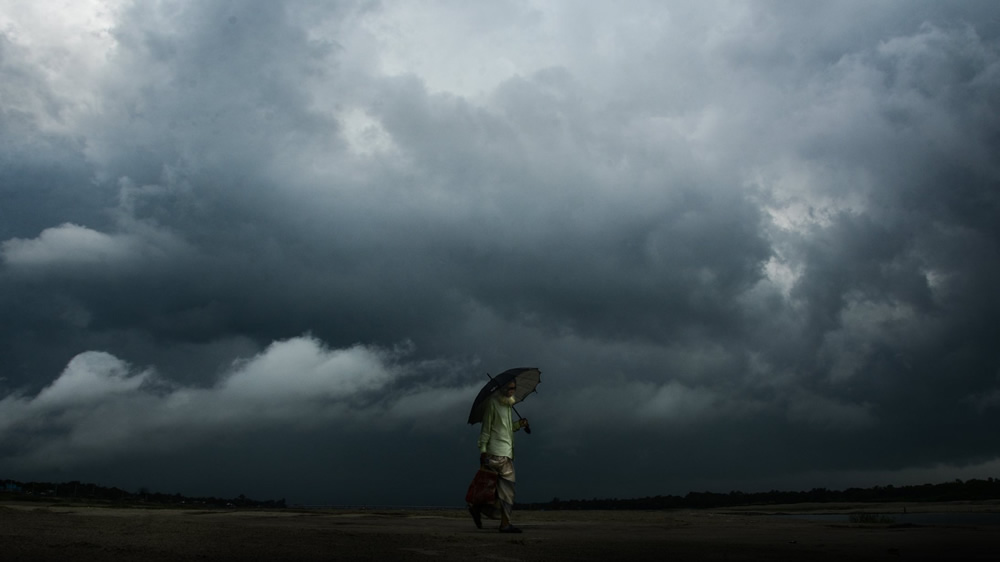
[3,501,998,561]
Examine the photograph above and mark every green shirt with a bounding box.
[478,397,521,459]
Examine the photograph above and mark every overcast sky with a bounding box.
[1,0,999,506]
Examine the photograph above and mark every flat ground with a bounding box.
[2,500,998,561]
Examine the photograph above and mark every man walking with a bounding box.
[469,380,529,533]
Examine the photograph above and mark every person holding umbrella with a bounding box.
[466,367,540,533]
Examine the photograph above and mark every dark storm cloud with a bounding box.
[2,0,999,503]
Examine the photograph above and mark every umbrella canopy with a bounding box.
[467,367,542,425]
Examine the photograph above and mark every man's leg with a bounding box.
[496,476,515,526]
[488,457,521,533]
[468,503,483,529]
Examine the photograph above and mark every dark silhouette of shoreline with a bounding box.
[5,476,999,511]
[519,477,1000,511]
[1,478,285,509]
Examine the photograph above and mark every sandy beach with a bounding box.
[3,501,998,561]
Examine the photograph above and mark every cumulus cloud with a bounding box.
[33,351,153,407]
[2,175,193,273]
[2,223,163,269]
[0,335,471,470]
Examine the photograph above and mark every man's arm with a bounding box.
[478,402,493,453]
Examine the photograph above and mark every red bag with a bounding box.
[465,468,498,504]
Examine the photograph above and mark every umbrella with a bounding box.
[467,367,541,432]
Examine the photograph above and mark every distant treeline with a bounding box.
[0,478,285,509]
[5,476,999,511]
[519,477,1000,511]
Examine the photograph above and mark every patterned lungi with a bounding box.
[477,455,515,522]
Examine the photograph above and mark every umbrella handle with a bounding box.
[514,409,530,434]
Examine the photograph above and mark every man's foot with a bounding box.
[499,525,522,533]
[468,506,482,529]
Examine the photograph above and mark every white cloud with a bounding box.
[33,351,152,408]
[2,223,141,267]
[337,107,398,157]
[763,255,801,299]
[360,1,560,98]
[0,0,126,132]
[220,337,396,403]
[0,335,473,469]
[2,179,190,271]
